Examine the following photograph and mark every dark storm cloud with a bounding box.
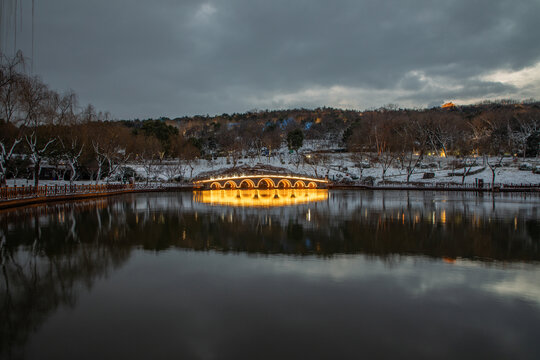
[30,0,540,118]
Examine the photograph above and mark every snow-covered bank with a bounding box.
[128,152,540,186]
[6,152,540,187]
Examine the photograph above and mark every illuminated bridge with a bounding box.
[193,174,329,190]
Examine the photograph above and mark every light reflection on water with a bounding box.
[194,189,329,207]
[1,190,540,359]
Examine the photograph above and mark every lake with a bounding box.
[1,190,540,359]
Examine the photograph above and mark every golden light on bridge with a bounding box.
[194,189,329,207]
[193,174,329,190]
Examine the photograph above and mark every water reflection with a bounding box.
[0,199,133,359]
[0,191,539,359]
[194,189,328,207]
[0,191,538,260]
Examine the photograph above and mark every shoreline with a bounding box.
[328,184,540,192]
[0,186,194,210]
[1,184,539,210]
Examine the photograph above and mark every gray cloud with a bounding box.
[19,0,540,117]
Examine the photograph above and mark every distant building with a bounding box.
[442,102,456,109]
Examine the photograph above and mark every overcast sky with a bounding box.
[4,0,540,118]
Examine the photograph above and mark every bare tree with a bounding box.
[19,76,56,187]
[511,113,539,160]
[0,51,24,124]
[424,112,460,158]
[91,124,132,183]
[396,115,428,183]
[0,121,22,186]
[477,112,513,188]
[53,93,82,184]
[350,152,368,180]
[92,141,107,184]
[455,122,480,185]
[134,135,162,184]
[0,51,25,186]
[81,104,97,123]
[162,159,186,182]
[180,140,201,180]
[53,90,78,125]
[373,121,397,182]
[60,131,84,184]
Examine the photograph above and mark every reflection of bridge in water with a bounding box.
[193,174,329,190]
[194,189,329,207]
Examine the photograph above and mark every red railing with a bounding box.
[0,183,143,201]
[369,182,540,191]
[331,181,540,192]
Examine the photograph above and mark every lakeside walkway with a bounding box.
[330,182,540,192]
[0,183,194,209]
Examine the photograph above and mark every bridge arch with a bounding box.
[196,174,328,190]
[223,180,237,189]
[239,179,256,189]
[277,179,292,188]
[257,178,275,189]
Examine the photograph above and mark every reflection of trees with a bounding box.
[129,192,540,260]
[0,200,133,359]
[0,192,539,358]
[187,191,540,260]
[174,208,539,261]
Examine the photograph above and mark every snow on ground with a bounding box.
[165,151,540,186]
[6,150,540,186]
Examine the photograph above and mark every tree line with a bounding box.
[0,52,200,186]
[343,103,540,184]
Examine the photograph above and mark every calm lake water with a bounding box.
[1,190,540,359]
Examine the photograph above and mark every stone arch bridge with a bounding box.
[194,174,329,190]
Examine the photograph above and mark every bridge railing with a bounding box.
[195,175,329,189]
[0,183,190,202]
[0,184,134,201]
[338,181,540,191]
